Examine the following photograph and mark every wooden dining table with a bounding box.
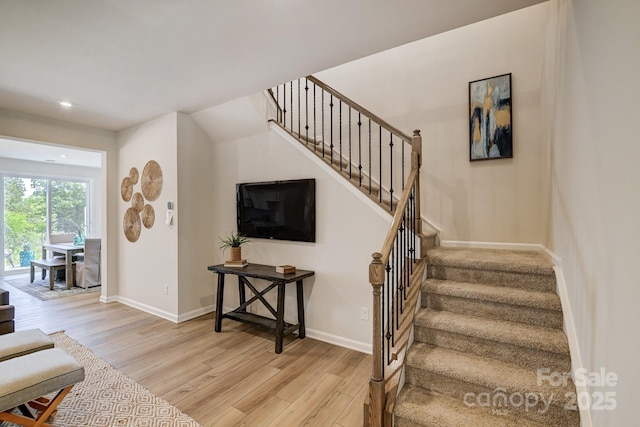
[41,242,84,287]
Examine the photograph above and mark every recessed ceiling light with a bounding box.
[59,100,73,108]
[60,154,68,158]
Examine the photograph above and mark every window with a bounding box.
[2,175,90,273]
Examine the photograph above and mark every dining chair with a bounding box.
[75,238,101,288]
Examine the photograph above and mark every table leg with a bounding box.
[275,282,286,354]
[296,280,306,339]
[238,276,246,312]
[66,253,73,289]
[214,274,225,332]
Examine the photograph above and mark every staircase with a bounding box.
[394,247,580,426]
[268,76,579,426]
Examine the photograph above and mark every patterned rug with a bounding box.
[3,276,100,301]
[5,332,202,427]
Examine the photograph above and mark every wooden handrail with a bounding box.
[306,75,412,143]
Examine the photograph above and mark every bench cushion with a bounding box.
[0,348,84,412]
[0,329,54,362]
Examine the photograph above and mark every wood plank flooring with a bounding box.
[0,275,369,427]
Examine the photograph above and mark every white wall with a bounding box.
[176,113,217,319]
[116,113,179,317]
[207,97,391,351]
[0,108,118,298]
[546,0,640,425]
[316,3,549,244]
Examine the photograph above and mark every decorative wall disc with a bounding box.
[123,207,141,243]
[121,177,133,202]
[129,167,139,185]
[141,160,162,201]
[141,204,155,229]
[131,192,144,212]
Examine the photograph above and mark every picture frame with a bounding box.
[469,73,512,161]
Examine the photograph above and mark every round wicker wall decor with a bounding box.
[141,160,162,201]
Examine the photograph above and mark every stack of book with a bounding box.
[224,259,248,267]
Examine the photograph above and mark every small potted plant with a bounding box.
[219,232,249,262]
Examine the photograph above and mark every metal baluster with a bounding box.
[283,84,287,128]
[304,79,309,144]
[276,86,280,123]
[369,119,372,194]
[339,101,343,171]
[348,107,352,178]
[313,83,316,151]
[330,95,334,165]
[379,126,383,204]
[389,134,394,212]
[358,113,362,187]
[385,258,392,363]
[402,135,405,191]
[290,81,293,132]
[322,90,325,158]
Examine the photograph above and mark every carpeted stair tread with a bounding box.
[427,247,554,276]
[395,385,546,427]
[414,310,569,355]
[406,343,573,407]
[423,279,561,311]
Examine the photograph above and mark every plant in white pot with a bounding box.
[219,232,250,262]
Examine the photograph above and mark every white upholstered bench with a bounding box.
[0,348,84,427]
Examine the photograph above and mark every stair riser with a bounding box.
[414,327,571,373]
[422,234,437,251]
[427,265,556,293]
[405,368,580,427]
[423,294,564,330]
[394,418,425,427]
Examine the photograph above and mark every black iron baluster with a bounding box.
[290,81,293,132]
[358,113,362,187]
[402,135,405,191]
[368,119,372,194]
[283,84,287,128]
[339,101,343,171]
[379,126,383,204]
[313,83,316,151]
[297,79,301,137]
[304,79,309,144]
[330,95,334,165]
[275,86,280,123]
[348,107,352,178]
[385,260,391,363]
[322,90,325,158]
[389,134,394,212]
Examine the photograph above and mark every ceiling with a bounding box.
[0,0,545,134]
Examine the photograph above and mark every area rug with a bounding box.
[5,332,202,427]
[3,276,100,301]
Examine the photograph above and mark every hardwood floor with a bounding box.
[0,275,369,426]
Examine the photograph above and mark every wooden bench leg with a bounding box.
[30,264,35,283]
[48,269,55,291]
[0,384,74,427]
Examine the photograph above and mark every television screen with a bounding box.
[236,179,316,242]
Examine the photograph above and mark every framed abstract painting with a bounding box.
[469,73,512,161]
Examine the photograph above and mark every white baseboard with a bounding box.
[440,240,546,252]
[553,263,592,427]
[305,328,371,354]
[112,296,179,323]
[99,294,118,304]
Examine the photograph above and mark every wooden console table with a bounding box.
[207,263,314,354]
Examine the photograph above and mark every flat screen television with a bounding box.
[236,178,316,242]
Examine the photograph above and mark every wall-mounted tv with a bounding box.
[236,178,316,243]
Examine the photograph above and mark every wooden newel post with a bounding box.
[368,252,386,427]
[411,129,422,169]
